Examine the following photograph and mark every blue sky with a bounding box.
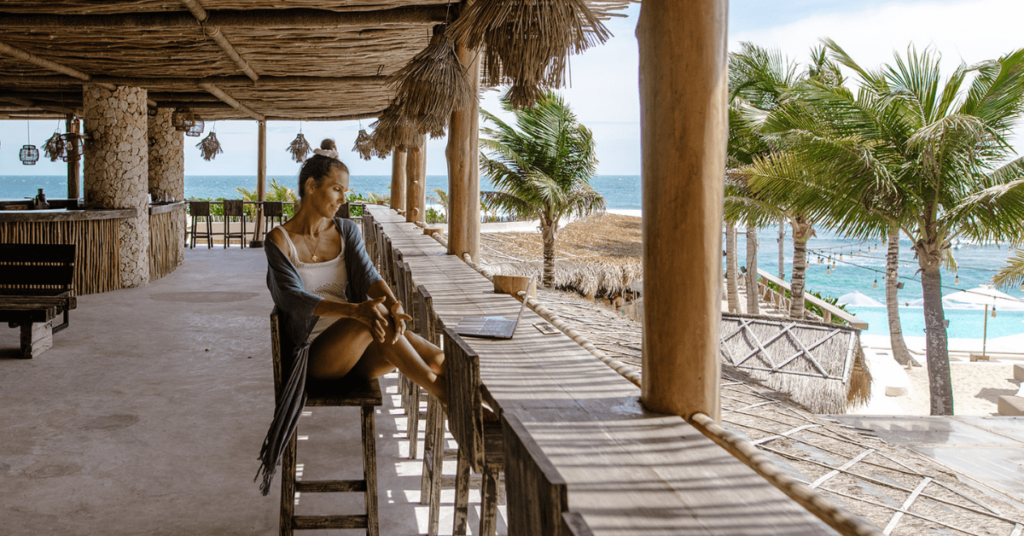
[3,0,1023,178]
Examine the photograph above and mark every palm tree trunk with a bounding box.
[746,225,759,314]
[726,223,739,313]
[778,217,786,280]
[917,238,954,415]
[789,217,813,319]
[885,228,913,367]
[541,220,556,290]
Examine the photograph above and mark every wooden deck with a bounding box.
[364,205,838,535]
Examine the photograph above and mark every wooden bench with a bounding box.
[0,244,77,359]
[363,205,840,536]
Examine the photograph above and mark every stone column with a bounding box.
[638,0,728,420]
[84,84,150,288]
[147,108,185,267]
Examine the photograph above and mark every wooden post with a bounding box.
[405,134,427,224]
[251,119,267,247]
[65,114,80,200]
[390,148,407,212]
[638,0,727,421]
[445,41,482,260]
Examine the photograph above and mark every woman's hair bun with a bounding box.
[320,138,337,151]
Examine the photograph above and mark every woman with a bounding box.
[265,139,446,403]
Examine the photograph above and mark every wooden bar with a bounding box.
[148,203,185,282]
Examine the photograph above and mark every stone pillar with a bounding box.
[638,0,728,420]
[445,43,482,260]
[405,134,427,224]
[147,108,185,267]
[84,84,150,288]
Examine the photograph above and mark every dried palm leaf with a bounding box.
[43,131,65,162]
[197,132,223,161]
[369,101,421,157]
[353,129,374,160]
[287,133,312,163]
[449,0,611,108]
[390,24,476,139]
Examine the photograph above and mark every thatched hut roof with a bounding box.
[0,1,635,121]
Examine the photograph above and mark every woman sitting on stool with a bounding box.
[265,138,446,403]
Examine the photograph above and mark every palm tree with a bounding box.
[744,42,1024,415]
[479,92,605,289]
[994,248,1024,289]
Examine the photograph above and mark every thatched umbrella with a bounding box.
[390,24,476,139]
[368,100,421,157]
[448,0,611,108]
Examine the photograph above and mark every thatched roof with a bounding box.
[0,1,635,121]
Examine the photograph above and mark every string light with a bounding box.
[954,274,959,285]
[992,306,997,319]
[826,267,831,276]
[872,279,878,289]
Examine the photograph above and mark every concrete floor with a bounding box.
[0,247,505,535]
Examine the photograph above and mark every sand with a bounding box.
[896,361,1021,415]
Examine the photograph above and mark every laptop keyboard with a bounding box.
[478,318,515,337]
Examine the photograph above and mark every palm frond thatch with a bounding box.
[197,132,223,161]
[483,258,641,299]
[390,24,475,139]
[369,101,422,156]
[353,129,374,161]
[43,131,65,162]
[449,0,611,108]
[287,133,312,163]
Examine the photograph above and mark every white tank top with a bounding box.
[281,229,348,339]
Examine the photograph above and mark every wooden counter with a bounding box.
[0,207,136,222]
[148,202,185,281]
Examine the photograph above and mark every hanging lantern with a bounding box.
[826,267,831,276]
[954,274,959,285]
[19,121,38,165]
[61,133,83,162]
[44,130,65,162]
[185,115,205,137]
[197,130,223,161]
[353,128,373,161]
[287,132,312,163]
[873,279,878,290]
[992,306,997,318]
[897,282,905,290]
[171,107,196,131]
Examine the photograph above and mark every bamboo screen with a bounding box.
[0,220,122,294]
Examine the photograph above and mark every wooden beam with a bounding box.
[0,7,450,30]
[199,83,264,121]
[0,75,387,89]
[638,0,727,420]
[405,133,427,224]
[0,95,33,106]
[66,114,80,200]
[445,41,482,261]
[389,149,407,212]
[180,0,259,82]
[251,119,267,247]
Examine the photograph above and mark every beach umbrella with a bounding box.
[942,285,1024,311]
[837,291,883,308]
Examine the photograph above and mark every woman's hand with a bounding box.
[389,302,413,344]
[355,296,388,343]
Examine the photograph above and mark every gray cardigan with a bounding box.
[257,217,382,495]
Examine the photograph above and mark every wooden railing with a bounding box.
[756,269,868,330]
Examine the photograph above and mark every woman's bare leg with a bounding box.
[308,306,446,404]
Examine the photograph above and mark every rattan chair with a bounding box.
[188,201,213,249]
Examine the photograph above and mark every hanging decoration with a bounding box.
[185,114,205,137]
[389,24,475,139]
[369,100,419,157]
[448,0,611,109]
[992,306,997,319]
[44,122,65,162]
[353,127,374,161]
[171,107,196,131]
[61,132,84,162]
[19,121,39,165]
[287,121,312,163]
[872,279,878,290]
[197,123,223,161]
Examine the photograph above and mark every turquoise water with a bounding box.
[4,174,1021,340]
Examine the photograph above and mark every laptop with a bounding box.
[454,276,534,340]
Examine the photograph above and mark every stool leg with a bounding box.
[223,215,229,249]
[480,464,500,536]
[280,434,297,536]
[206,216,213,249]
[361,405,379,536]
[452,448,471,536]
[189,217,196,249]
[408,384,421,459]
[423,397,445,536]
[241,214,247,249]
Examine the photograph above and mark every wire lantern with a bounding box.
[171,107,196,131]
[60,133,84,162]
[20,121,38,165]
[185,115,205,137]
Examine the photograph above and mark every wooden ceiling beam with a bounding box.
[0,6,450,30]
[0,41,159,108]
[180,0,259,82]
[0,95,34,106]
[0,75,387,89]
[199,82,264,121]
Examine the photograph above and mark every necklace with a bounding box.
[303,221,326,262]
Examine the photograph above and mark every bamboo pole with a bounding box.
[198,83,264,120]
[390,149,407,212]
[251,119,267,247]
[445,39,482,261]
[637,0,727,420]
[66,114,80,200]
[0,75,387,89]
[179,0,259,82]
[405,134,427,224]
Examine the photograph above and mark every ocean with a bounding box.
[4,174,1021,340]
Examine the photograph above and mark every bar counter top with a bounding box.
[0,207,137,222]
[148,201,185,216]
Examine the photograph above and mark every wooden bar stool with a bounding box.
[263,201,285,233]
[270,314,381,536]
[443,328,506,536]
[188,201,214,249]
[393,257,428,459]
[222,199,247,249]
